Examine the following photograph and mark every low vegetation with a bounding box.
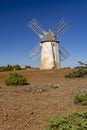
[74,94,87,106]
[0,64,22,72]
[0,64,31,72]
[4,73,27,86]
[65,61,87,78]
[65,68,87,78]
[46,112,87,130]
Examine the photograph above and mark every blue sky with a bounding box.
[0,0,87,68]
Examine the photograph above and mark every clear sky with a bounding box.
[0,0,87,68]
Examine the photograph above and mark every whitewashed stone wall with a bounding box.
[40,41,60,70]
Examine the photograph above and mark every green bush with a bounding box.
[74,94,87,106]
[13,64,22,70]
[0,64,22,72]
[5,73,27,86]
[1,64,13,71]
[46,112,87,130]
[65,68,87,78]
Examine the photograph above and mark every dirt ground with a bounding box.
[0,69,87,130]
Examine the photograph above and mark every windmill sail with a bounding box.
[28,43,41,61]
[52,18,70,37]
[59,44,70,61]
[27,18,47,39]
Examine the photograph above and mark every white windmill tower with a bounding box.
[27,18,70,70]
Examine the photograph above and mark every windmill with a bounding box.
[27,18,70,70]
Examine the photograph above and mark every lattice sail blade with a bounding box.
[28,43,41,61]
[58,24,70,37]
[27,18,47,39]
[59,44,70,61]
[52,18,64,32]
[52,18,70,37]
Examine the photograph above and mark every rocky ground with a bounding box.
[0,69,87,130]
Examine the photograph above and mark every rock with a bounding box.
[4,113,8,121]
[30,112,34,115]
[77,87,87,94]
[46,83,60,89]
[30,86,38,92]
[23,86,31,92]
[78,89,87,94]
[36,86,45,93]
[23,85,45,93]
[51,83,60,89]
[46,83,52,87]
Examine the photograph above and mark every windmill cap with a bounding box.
[41,31,58,42]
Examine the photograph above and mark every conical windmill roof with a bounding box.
[41,31,57,42]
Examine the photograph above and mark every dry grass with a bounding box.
[0,69,87,130]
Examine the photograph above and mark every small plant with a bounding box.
[5,73,27,86]
[65,68,87,78]
[46,112,87,130]
[74,94,87,106]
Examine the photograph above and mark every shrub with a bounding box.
[74,94,87,106]
[2,64,13,71]
[65,68,87,78]
[25,65,31,69]
[5,73,27,86]
[46,112,87,130]
[13,64,22,70]
[0,64,22,72]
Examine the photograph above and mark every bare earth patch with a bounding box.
[0,69,87,130]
